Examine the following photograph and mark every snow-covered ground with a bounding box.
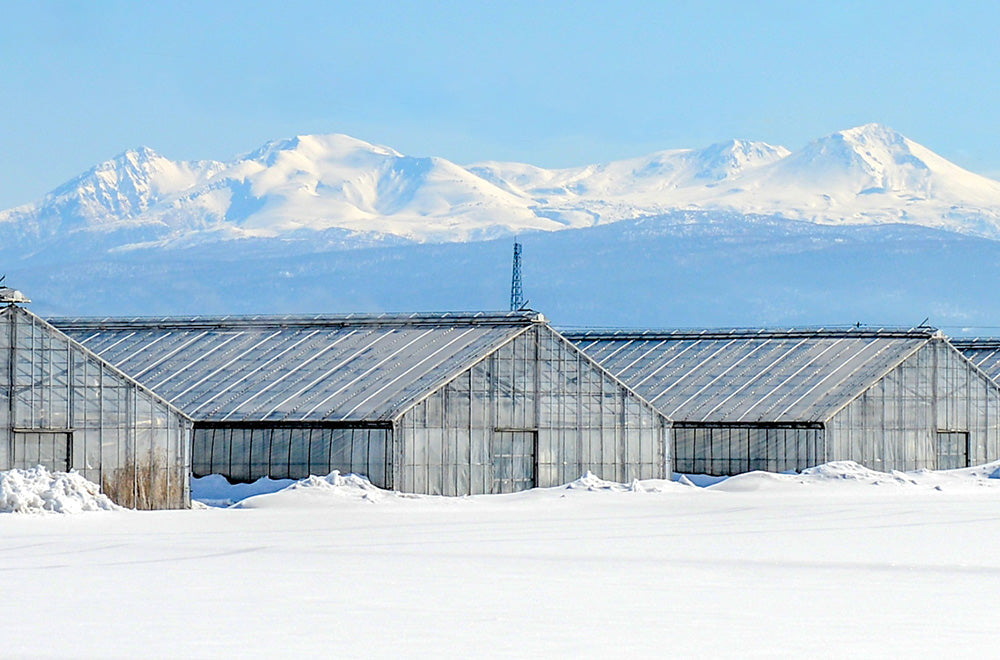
[3,462,1000,658]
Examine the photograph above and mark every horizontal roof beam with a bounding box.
[563,327,939,341]
[51,311,546,332]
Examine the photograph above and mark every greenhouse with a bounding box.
[0,290,190,509]
[567,327,1000,475]
[54,312,669,495]
[952,339,1000,384]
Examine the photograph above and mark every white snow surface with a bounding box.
[0,466,119,514]
[190,473,295,507]
[5,460,1000,657]
[7,123,1000,252]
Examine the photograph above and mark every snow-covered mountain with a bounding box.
[473,123,1000,234]
[0,147,225,235]
[0,134,563,252]
[7,123,1000,328]
[4,123,1000,257]
[697,124,1000,234]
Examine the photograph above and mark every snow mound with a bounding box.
[799,460,915,483]
[236,471,412,509]
[284,471,386,499]
[562,471,691,494]
[704,470,792,493]
[565,471,640,492]
[708,460,1000,493]
[0,466,119,514]
[191,474,295,507]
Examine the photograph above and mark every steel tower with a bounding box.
[510,240,524,311]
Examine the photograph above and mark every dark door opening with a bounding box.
[491,430,537,494]
[936,431,969,470]
[12,431,72,472]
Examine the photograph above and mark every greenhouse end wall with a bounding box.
[827,339,1000,471]
[0,306,191,509]
[393,326,669,496]
[673,339,1000,476]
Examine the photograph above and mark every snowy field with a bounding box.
[3,464,1000,658]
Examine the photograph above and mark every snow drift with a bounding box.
[234,471,414,508]
[0,466,119,513]
[195,460,1000,508]
[706,459,1000,493]
[190,474,295,507]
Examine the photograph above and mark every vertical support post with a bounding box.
[6,307,16,468]
[533,327,541,487]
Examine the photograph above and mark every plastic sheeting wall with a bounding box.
[394,326,668,496]
[0,307,190,509]
[673,426,823,475]
[192,426,390,486]
[827,340,1000,471]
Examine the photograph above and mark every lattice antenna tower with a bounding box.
[510,239,524,311]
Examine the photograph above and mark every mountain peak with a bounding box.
[834,123,911,155]
[839,122,900,138]
[764,123,930,193]
[245,133,402,166]
[5,125,1000,253]
[688,138,790,181]
[116,145,162,162]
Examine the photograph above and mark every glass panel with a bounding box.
[1,308,190,509]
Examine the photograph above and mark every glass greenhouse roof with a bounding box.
[566,328,940,423]
[952,339,1000,384]
[51,312,542,423]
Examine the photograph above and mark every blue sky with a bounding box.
[0,1,996,208]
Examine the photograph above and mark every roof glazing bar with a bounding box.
[774,338,909,421]
[632,339,703,390]
[147,331,247,390]
[331,327,481,421]
[651,338,741,407]
[214,329,366,420]
[181,329,310,413]
[254,327,439,420]
[666,339,774,418]
[699,336,817,421]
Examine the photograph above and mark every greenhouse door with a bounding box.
[936,431,969,470]
[491,430,536,494]
[12,431,71,471]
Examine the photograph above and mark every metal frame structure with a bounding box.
[0,304,191,508]
[568,327,1000,475]
[952,338,1000,385]
[54,312,670,495]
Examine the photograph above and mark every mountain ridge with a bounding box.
[3,124,1000,257]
